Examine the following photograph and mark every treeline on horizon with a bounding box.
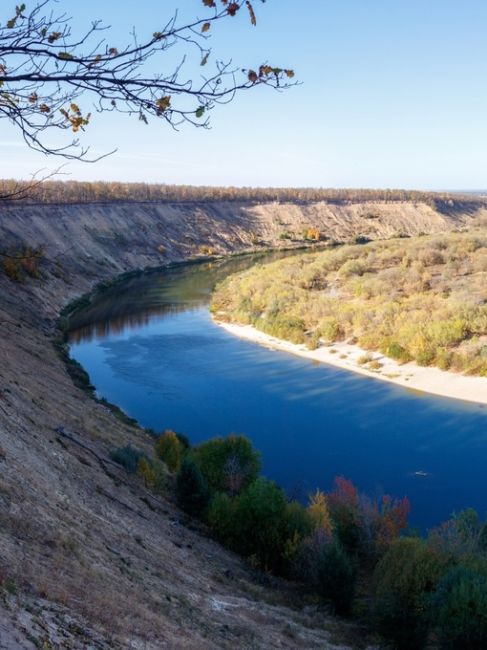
[0,178,484,206]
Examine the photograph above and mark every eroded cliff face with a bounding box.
[1,199,484,292]
[0,199,482,649]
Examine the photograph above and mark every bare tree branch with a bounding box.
[0,164,67,201]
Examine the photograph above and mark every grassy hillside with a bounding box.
[211,231,487,376]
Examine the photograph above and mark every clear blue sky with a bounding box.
[2,0,487,189]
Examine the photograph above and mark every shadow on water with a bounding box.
[67,251,487,529]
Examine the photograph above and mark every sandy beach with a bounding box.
[215,320,487,406]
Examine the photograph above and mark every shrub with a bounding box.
[315,542,356,615]
[454,507,481,540]
[285,500,313,540]
[374,537,445,649]
[357,352,373,365]
[208,486,310,574]
[259,314,307,344]
[110,445,147,473]
[293,529,356,615]
[327,477,361,553]
[339,259,367,277]
[307,490,333,536]
[1,246,44,282]
[2,256,22,281]
[382,341,411,363]
[319,319,341,342]
[303,227,322,241]
[432,564,487,649]
[354,235,371,245]
[137,457,168,494]
[192,434,261,495]
[207,492,238,547]
[176,458,210,517]
[361,494,411,557]
[436,348,453,370]
[306,331,321,350]
[281,501,313,572]
[232,477,289,571]
[155,430,184,472]
[428,508,482,558]
[416,346,436,366]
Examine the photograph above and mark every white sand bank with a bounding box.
[215,321,487,406]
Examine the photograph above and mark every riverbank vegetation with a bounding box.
[111,431,487,648]
[211,231,487,376]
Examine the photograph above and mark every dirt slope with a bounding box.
[0,198,482,649]
[1,199,485,276]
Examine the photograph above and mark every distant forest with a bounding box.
[0,179,484,206]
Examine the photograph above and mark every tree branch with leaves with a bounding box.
[0,0,295,161]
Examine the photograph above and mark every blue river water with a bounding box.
[67,255,487,529]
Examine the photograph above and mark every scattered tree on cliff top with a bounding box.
[0,0,294,164]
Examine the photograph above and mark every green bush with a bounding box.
[207,492,238,547]
[137,457,168,494]
[293,531,356,615]
[416,346,436,366]
[110,445,147,473]
[231,478,289,571]
[176,458,210,517]
[374,537,444,649]
[432,564,487,649]
[316,543,356,615]
[192,434,261,495]
[155,430,184,472]
[258,314,307,344]
[428,508,483,558]
[436,348,453,370]
[319,319,341,342]
[208,487,311,574]
[382,341,411,363]
[284,500,313,543]
[339,259,367,277]
[280,501,313,573]
[306,331,321,350]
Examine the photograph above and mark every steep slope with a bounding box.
[1,199,485,273]
[0,197,483,648]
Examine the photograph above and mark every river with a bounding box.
[67,252,487,529]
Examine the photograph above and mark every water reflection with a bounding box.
[68,252,300,344]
